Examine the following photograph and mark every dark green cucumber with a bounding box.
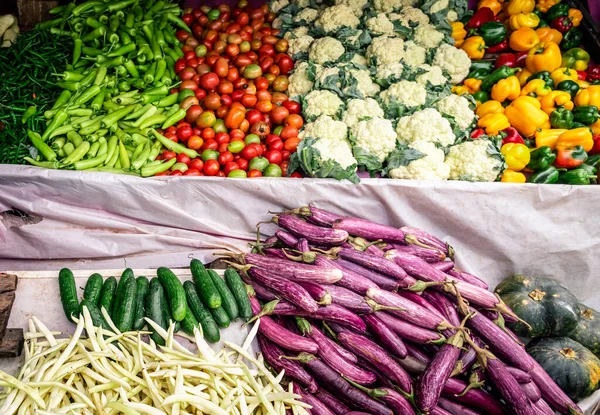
[208,269,239,320]
[210,306,230,328]
[98,277,117,315]
[224,268,252,321]
[81,299,111,330]
[190,259,221,309]
[59,268,81,323]
[112,268,134,316]
[157,267,187,321]
[83,273,103,306]
[180,307,200,336]
[113,276,137,332]
[184,280,220,343]
[146,278,167,346]
[160,288,180,332]
[132,276,149,331]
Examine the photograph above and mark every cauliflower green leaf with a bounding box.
[288,138,360,183]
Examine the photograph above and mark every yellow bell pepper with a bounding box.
[476,99,505,118]
[525,42,562,73]
[521,79,552,98]
[517,68,533,86]
[460,36,486,60]
[464,78,482,93]
[501,169,527,183]
[491,76,521,102]
[452,85,471,96]
[556,128,594,152]
[539,90,574,114]
[576,80,590,89]
[501,143,531,171]
[574,85,600,107]
[451,22,467,48]
[550,67,578,86]
[477,0,503,15]
[535,28,563,45]
[568,8,583,27]
[478,113,511,135]
[509,12,540,30]
[504,96,549,137]
[505,0,535,15]
[591,119,600,136]
[537,0,560,13]
[509,27,540,52]
[535,128,567,149]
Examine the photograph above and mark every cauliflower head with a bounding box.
[388,141,451,180]
[433,44,471,84]
[303,90,344,120]
[284,26,310,39]
[376,63,404,81]
[428,0,460,22]
[288,35,314,57]
[366,35,405,65]
[346,69,381,97]
[445,139,504,182]
[295,8,319,23]
[348,53,368,66]
[380,80,427,107]
[334,0,368,16]
[435,94,476,130]
[300,114,349,143]
[366,13,395,36]
[288,62,314,98]
[309,37,345,64]
[403,41,427,66]
[342,98,385,129]
[351,117,398,162]
[396,108,456,146]
[415,65,449,87]
[291,0,311,8]
[373,0,417,13]
[413,24,445,49]
[315,5,360,33]
[312,136,357,169]
[393,7,430,27]
[269,0,289,13]
[315,66,340,85]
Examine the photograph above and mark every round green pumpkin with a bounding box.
[494,274,580,338]
[527,337,600,401]
[570,305,600,357]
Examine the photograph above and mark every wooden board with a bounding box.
[0,329,23,359]
[0,274,17,341]
[16,0,59,29]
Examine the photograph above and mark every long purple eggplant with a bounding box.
[314,388,351,415]
[507,366,532,384]
[385,249,448,283]
[422,291,461,327]
[365,244,385,257]
[485,357,535,415]
[405,343,432,365]
[385,243,446,263]
[315,256,384,295]
[298,281,332,305]
[316,323,358,363]
[258,335,318,392]
[276,230,299,248]
[296,237,311,253]
[356,356,395,388]
[275,214,349,245]
[431,261,455,273]
[447,269,488,290]
[333,258,400,292]
[321,284,391,314]
[241,253,343,283]
[452,346,477,376]
[241,272,279,301]
[292,384,337,415]
[431,407,453,415]
[338,247,408,281]
[346,382,417,415]
[362,314,408,358]
[533,399,556,415]
[296,205,344,227]
[296,318,376,385]
[438,398,482,415]
[443,379,505,415]
[400,226,451,256]
[398,291,444,318]
[249,268,319,312]
[530,363,583,415]
[332,217,407,244]
[375,312,445,345]
[337,331,413,394]
[522,381,541,403]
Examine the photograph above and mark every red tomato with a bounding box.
[275,39,288,53]
[183,168,201,176]
[285,113,303,128]
[281,150,291,161]
[240,144,258,160]
[268,138,283,152]
[231,89,244,102]
[216,105,229,119]
[201,128,215,140]
[187,135,204,150]
[283,137,300,152]
[216,170,226,177]
[218,151,235,165]
[272,75,288,92]
[203,93,222,110]
[196,111,216,128]
[255,77,269,90]
[214,57,229,77]
[189,158,204,171]
[278,56,294,75]
[246,109,262,125]
[192,8,203,19]
[259,56,273,72]
[200,72,220,90]
[241,93,257,108]
[237,157,249,170]
[164,131,177,141]
[230,129,245,141]
[281,160,289,174]
[256,90,272,101]
[259,44,275,58]
[163,151,177,160]
[187,58,199,69]
[233,77,248,89]
[196,63,211,75]
[248,169,262,178]
[215,132,231,144]
[280,125,298,139]
[194,88,206,100]
[236,12,249,26]
[225,43,240,57]
[201,139,219,151]
[265,150,283,165]
[177,153,192,165]
[179,67,196,80]
[184,50,196,61]
[227,67,240,82]
[218,142,229,153]
[270,106,289,125]
[177,125,193,141]
[170,170,183,176]
[204,159,220,176]
[224,161,240,175]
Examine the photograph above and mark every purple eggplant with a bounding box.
[249,268,319,312]
[276,230,299,248]
[485,357,535,415]
[345,412,372,415]
[275,214,349,245]
[356,356,396,388]
[264,235,279,247]
[530,363,583,415]
[522,380,541,403]
[400,226,451,256]
[453,346,477,376]
[316,323,358,363]
[405,343,431,366]
[315,255,384,295]
[334,258,400,292]
[292,384,337,415]
[298,281,332,305]
[332,217,407,244]
[338,247,408,281]
[365,244,385,257]
[375,312,445,345]
[431,261,455,273]
[398,291,444,318]
[447,269,488,290]
[422,291,461,327]
[507,366,532,384]
[385,243,446,263]
[354,384,417,415]
[438,398,482,415]
[533,399,556,415]
[242,254,343,283]
[258,335,318,392]
[443,379,505,415]
[296,205,345,227]
[241,272,279,301]
[362,314,408,359]
[321,284,387,314]
[296,237,311,253]
[296,318,376,385]
[337,331,413,394]
[314,388,351,415]
[431,407,453,415]
[385,249,447,283]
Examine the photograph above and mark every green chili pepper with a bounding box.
[132,105,158,127]
[546,3,570,21]
[131,142,152,170]
[141,156,176,177]
[80,70,98,88]
[161,108,186,129]
[527,71,554,88]
[72,39,83,66]
[152,129,198,159]
[526,146,556,170]
[73,153,108,170]
[154,60,167,84]
[549,108,574,129]
[49,28,77,38]
[61,141,91,166]
[75,85,103,106]
[143,61,158,84]
[109,14,120,32]
[52,137,67,151]
[107,43,137,58]
[24,157,58,169]
[572,105,600,125]
[529,165,562,184]
[122,59,140,78]
[156,93,178,108]
[53,90,72,110]
[49,125,75,140]
[139,114,167,129]
[22,106,37,124]
[91,88,107,112]
[67,132,84,147]
[561,28,583,51]
[118,139,131,169]
[556,80,580,98]
[28,131,58,161]
[481,65,519,91]
[79,121,102,136]
[85,17,106,30]
[102,104,137,128]
[151,36,162,61]
[164,103,179,119]
[42,110,69,141]
[82,27,107,42]
[125,13,135,28]
[165,13,191,33]
[108,0,137,12]
[559,168,597,185]
[118,80,132,92]
[56,81,80,92]
[131,142,145,162]
[63,142,75,156]
[87,142,100,159]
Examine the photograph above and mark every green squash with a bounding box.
[570,305,600,357]
[495,274,580,338]
[527,337,600,401]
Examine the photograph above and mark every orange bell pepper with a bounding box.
[504,96,549,137]
[476,100,504,118]
[451,22,467,48]
[568,8,583,27]
[505,0,535,16]
[556,128,594,152]
[477,113,511,135]
[452,85,471,96]
[477,0,503,15]
[591,119,600,136]
[537,0,560,13]
[535,128,567,149]
[509,27,540,52]
[491,76,521,102]
[535,27,563,45]
[550,67,579,87]
[574,85,600,107]
[461,36,486,60]
[525,42,562,73]
[464,78,482,93]
[539,91,574,114]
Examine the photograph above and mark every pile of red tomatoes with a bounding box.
[155,1,303,178]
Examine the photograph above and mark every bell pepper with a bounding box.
[509,12,541,30]
[464,78,482,93]
[506,0,535,16]
[535,27,563,44]
[586,66,600,84]
[574,85,600,107]
[567,8,583,27]
[576,79,590,89]
[521,79,552,97]
[468,61,494,79]
[556,80,580,98]
[556,127,593,151]
[525,42,562,73]
[586,153,600,167]
[537,19,550,28]
[451,22,467,47]
[550,16,573,33]
[501,142,531,171]
[495,53,517,69]
[515,51,529,68]
[589,135,600,154]
[471,128,486,138]
[535,128,567,149]
[527,146,556,169]
[491,76,521,102]
[481,65,519,91]
[452,85,471,96]
[540,90,574,114]
[479,22,507,46]
[501,126,525,145]
[561,28,582,50]
[477,0,502,16]
[559,167,596,184]
[473,90,490,105]
[509,27,540,52]
[561,48,590,71]
[537,0,560,13]
[572,105,600,125]
[505,96,550,137]
[486,39,509,53]
[501,169,527,182]
[554,144,588,168]
[529,165,562,183]
[476,99,505,117]
[461,36,486,60]
[467,7,496,29]
[545,3,570,21]
[477,113,511,135]
[578,71,588,80]
[517,68,534,86]
[551,67,578,86]
[591,119,600,136]
[549,107,574,128]
[527,70,554,88]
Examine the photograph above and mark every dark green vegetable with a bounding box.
[183,280,220,343]
[81,299,111,330]
[561,28,583,50]
[528,165,562,184]
[550,108,574,129]
[146,278,167,345]
[224,268,253,321]
[113,276,138,332]
[190,259,222,309]
[58,268,81,323]
[208,269,239,320]
[527,146,556,170]
[179,307,200,336]
[546,3,569,21]
[478,22,507,46]
[572,105,600,125]
[98,277,118,314]
[481,65,519,91]
[112,268,134,316]
[132,276,149,331]
[559,168,597,185]
[83,273,104,306]
[210,306,231,328]
[556,80,580,99]
[571,305,600,357]
[527,71,554,88]
[156,267,187,321]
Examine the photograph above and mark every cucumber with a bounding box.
[113,276,137,332]
[112,268,134,316]
[180,307,200,336]
[98,277,117,316]
[160,288,180,332]
[132,276,149,331]
[208,269,239,320]
[146,278,167,346]
[81,299,111,331]
[224,268,252,321]
[157,267,187,321]
[190,259,221,309]
[83,273,103,306]
[183,280,220,343]
[59,268,81,323]
[210,306,230,328]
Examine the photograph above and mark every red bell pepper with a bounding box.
[554,145,587,168]
[501,127,525,145]
[465,7,495,30]
[550,16,573,33]
[495,53,516,69]
[471,128,486,139]
[578,70,587,80]
[590,135,600,155]
[515,51,528,68]
[486,39,509,54]
[491,16,502,22]
[587,65,600,82]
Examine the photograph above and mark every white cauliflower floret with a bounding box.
[295,8,319,23]
[300,115,349,143]
[288,35,314,56]
[436,94,476,130]
[433,44,471,84]
[414,24,445,49]
[315,5,360,33]
[388,141,450,180]
[272,17,284,29]
[291,0,310,8]
[429,0,459,22]
[415,65,449,87]
[445,139,504,182]
[366,35,404,65]
[334,0,368,16]
[342,98,384,129]
[380,80,427,107]
[351,117,398,162]
[309,37,345,64]
[270,0,289,13]
[373,0,418,13]
[312,136,357,169]
[403,41,427,66]
[349,53,368,66]
[393,7,430,27]
[287,62,314,98]
[376,63,404,80]
[304,90,344,120]
[315,66,339,84]
[366,13,395,36]
[347,69,381,97]
[396,108,456,146]
[284,27,310,40]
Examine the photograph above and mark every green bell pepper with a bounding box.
[559,168,597,185]
[526,146,556,170]
[468,61,494,80]
[546,3,570,21]
[561,28,583,51]
[537,19,549,28]
[585,154,600,168]
[527,71,554,89]
[472,91,489,103]
[577,162,598,176]
[468,68,493,80]
[562,48,590,70]
[556,80,580,98]
[572,105,600,125]
[479,22,507,46]
[570,121,588,129]
[550,108,574,129]
[481,65,519,92]
[529,165,562,184]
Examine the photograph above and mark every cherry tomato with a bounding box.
[256,100,272,113]
[201,149,220,161]
[248,156,269,171]
[216,105,229,119]
[216,170,226,177]
[285,113,303,128]
[204,159,220,176]
[200,72,220,90]
[281,150,291,161]
[247,169,262,178]
[244,134,261,144]
[278,55,294,75]
[231,89,244,102]
[202,140,219,151]
[228,140,245,153]
[175,58,187,73]
[218,151,234,165]
[176,154,192,165]
[268,138,283,152]
[265,150,283,165]
[241,93,257,108]
[250,121,270,137]
[177,125,193,141]
[179,67,196,80]
[203,93,222,110]
[213,119,227,133]
[241,143,260,160]
[255,77,269,90]
[236,12,249,26]
[230,129,245,141]
[196,63,211,75]
[188,135,204,150]
[184,51,196,61]
[180,80,198,91]
[256,90,272,101]
[280,125,298,139]
[215,132,231,144]
[170,170,183,176]
[214,57,229,77]
[259,56,273,73]
[228,169,247,178]
[237,157,249,170]
[239,40,251,53]
[275,39,288,53]
[224,161,240,175]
